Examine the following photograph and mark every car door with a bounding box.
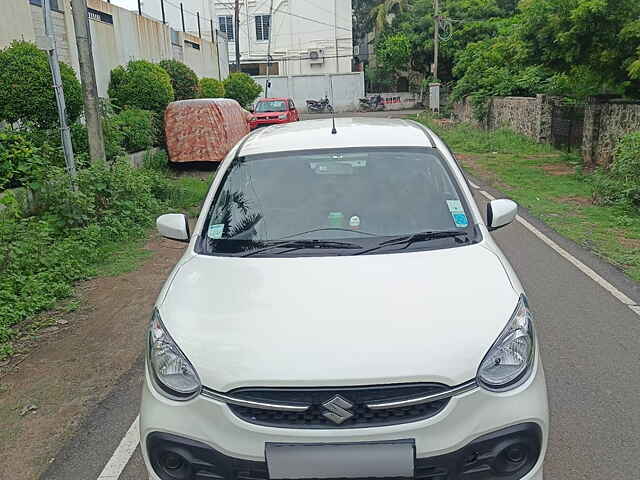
[289,99,299,121]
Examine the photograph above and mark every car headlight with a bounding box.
[148,309,201,399]
[278,113,287,119]
[477,296,535,391]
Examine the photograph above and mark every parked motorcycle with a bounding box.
[306,96,334,113]
[359,95,386,112]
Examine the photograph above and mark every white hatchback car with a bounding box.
[141,118,548,480]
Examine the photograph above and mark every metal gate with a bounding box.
[551,103,585,152]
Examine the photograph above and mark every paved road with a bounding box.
[40,117,640,480]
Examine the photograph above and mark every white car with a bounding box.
[141,118,549,480]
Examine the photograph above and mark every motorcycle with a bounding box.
[359,95,386,112]
[306,96,334,113]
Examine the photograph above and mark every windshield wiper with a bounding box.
[241,239,363,257]
[355,230,469,255]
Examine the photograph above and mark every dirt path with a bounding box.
[0,235,185,480]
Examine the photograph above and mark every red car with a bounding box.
[249,97,300,129]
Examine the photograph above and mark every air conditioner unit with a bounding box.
[308,48,325,64]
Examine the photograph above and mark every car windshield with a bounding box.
[198,147,478,256]
[255,100,287,112]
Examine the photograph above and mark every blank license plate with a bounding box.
[265,440,415,479]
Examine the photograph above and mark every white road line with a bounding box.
[97,416,140,479]
[478,190,640,316]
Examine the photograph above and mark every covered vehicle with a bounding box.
[164,99,250,163]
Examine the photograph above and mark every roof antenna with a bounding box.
[329,75,337,134]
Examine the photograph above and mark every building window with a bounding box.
[219,15,234,41]
[255,15,271,41]
[29,0,61,11]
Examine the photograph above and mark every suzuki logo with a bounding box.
[321,395,354,424]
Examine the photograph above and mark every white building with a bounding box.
[213,0,353,76]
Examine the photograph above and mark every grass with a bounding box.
[414,114,640,282]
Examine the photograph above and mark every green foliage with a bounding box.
[0,41,82,128]
[376,33,411,74]
[223,73,262,108]
[159,60,199,101]
[0,130,51,190]
[365,66,394,92]
[199,77,225,98]
[110,108,158,152]
[0,154,208,356]
[593,131,640,207]
[70,121,125,162]
[108,60,175,114]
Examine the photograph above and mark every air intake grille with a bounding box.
[226,383,450,428]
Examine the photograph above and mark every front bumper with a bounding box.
[249,118,290,129]
[140,361,548,480]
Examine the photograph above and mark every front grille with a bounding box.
[226,383,450,428]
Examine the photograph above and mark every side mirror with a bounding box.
[487,199,517,231]
[157,213,190,242]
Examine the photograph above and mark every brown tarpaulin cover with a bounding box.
[165,98,251,163]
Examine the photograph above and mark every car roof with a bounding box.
[240,117,436,156]
[256,97,289,101]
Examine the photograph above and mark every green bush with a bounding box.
[0,130,51,190]
[0,41,82,128]
[111,108,158,152]
[223,73,262,108]
[199,77,225,98]
[593,131,640,207]
[70,121,125,162]
[159,60,199,101]
[108,60,174,114]
[0,157,199,353]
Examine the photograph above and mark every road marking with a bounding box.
[97,416,139,479]
[478,190,640,317]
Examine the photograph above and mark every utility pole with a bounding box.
[234,0,241,72]
[334,0,339,72]
[433,0,439,82]
[71,0,106,163]
[43,0,77,180]
[265,0,274,97]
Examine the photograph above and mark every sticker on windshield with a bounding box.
[207,223,225,239]
[446,200,469,227]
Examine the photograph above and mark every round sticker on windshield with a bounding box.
[349,215,361,228]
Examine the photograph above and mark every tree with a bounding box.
[0,41,82,128]
[108,60,174,114]
[159,60,199,101]
[370,0,408,33]
[199,78,225,98]
[223,73,262,108]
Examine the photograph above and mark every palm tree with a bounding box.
[370,0,409,33]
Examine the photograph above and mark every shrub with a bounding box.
[0,130,51,190]
[108,60,174,114]
[0,41,82,128]
[70,121,125,162]
[593,131,640,207]
[111,108,158,152]
[223,73,262,108]
[159,60,199,101]
[199,77,225,98]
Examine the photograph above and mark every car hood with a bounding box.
[160,244,519,391]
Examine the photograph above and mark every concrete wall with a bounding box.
[0,1,36,48]
[367,92,418,111]
[4,0,228,98]
[583,99,640,166]
[253,72,364,113]
[453,95,554,143]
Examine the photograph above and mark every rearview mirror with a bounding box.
[157,213,190,242]
[487,199,517,231]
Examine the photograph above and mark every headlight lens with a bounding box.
[477,296,535,391]
[148,309,201,399]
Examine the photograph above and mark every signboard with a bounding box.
[185,40,201,50]
[88,7,113,25]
